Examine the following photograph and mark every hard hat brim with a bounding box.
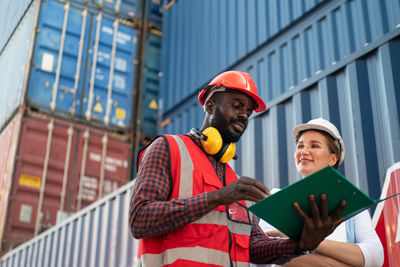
[198,86,267,112]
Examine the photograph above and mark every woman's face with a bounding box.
[294,130,338,178]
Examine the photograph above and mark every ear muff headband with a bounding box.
[214,142,237,163]
[190,127,237,163]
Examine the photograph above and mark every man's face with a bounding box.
[209,91,254,143]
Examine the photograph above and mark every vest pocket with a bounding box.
[193,169,222,193]
[232,234,250,263]
[164,223,215,243]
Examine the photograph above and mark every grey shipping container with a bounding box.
[0,0,38,133]
[159,0,400,114]
[0,0,34,54]
[0,180,139,267]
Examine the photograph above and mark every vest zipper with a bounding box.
[224,165,234,267]
[228,227,234,267]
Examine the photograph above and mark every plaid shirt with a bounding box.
[130,134,301,264]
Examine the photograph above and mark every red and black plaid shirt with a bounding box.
[129,134,300,264]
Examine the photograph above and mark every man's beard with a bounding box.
[211,107,247,143]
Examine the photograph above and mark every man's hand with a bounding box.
[294,194,346,252]
[207,177,269,211]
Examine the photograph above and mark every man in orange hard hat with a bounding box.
[130,70,346,266]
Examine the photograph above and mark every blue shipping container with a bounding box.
[71,0,162,25]
[26,0,138,130]
[145,0,162,27]
[160,27,400,209]
[71,0,139,19]
[139,33,161,140]
[159,0,325,113]
[159,0,400,115]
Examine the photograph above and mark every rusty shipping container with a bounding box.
[0,112,132,253]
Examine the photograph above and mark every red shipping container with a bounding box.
[1,112,132,252]
[0,110,23,251]
[372,162,400,267]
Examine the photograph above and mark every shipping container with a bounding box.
[160,31,400,210]
[0,112,132,253]
[0,0,33,53]
[71,0,153,20]
[0,1,38,132]
[0,0,163,134]
[145,0,162,27]
[160,0,400,114]
[73,0,140,19]
[0,180,139,267]
[68,0,163,26]
[26,0,138,131]
[0,111,24,253]
[138,32,161,144]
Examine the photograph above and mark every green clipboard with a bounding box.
[248,166,399,239]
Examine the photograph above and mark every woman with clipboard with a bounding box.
[260,118,384,267]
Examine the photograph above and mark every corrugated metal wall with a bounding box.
[160,0,325,113]
[234,35,400,201]
[160,0,400,201]
[0,1,38,132]
[160,0,400,115]
[160,33,400,201]
[0,181,138,267]
[0,0,33,54]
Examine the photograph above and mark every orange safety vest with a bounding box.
[137,135,252,267]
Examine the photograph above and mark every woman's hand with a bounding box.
[283,253,353,267]
[266,230,288,238]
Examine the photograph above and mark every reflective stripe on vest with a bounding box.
[172,135,194,199]
[138,247,250,267]
[138,135,251,266]
[193,210,251,236]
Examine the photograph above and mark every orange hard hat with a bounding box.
[198,70,266,112]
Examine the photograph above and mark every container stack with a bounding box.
[0,0,162,254]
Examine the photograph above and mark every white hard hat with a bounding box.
[292,118,345,166]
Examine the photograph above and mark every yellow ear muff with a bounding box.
[200,127,223,155]
[190,127,238,163]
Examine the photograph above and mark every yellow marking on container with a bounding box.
[19,174,42,189]
[149,99,158,110]
[94,102,103,113]
[116,107,126,119]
